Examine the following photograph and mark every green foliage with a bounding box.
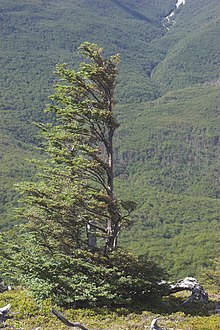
[1,0,220,280]
[200,258,220,293]
[153,22,220,90]
[0,133,38,229]
[151,0,220,91]
[16,42,135,253]
[115,85,220,197]
[118,181,219,278]
[3,231,166,307]
[4,42,165,308]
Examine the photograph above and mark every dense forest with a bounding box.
[0,1,220,327]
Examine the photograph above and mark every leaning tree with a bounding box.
[6,43,205,308]
[8,43,169,307]
[18,42,135,255]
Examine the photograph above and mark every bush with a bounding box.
[8,237,167,307]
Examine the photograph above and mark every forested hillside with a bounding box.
[1,0,219,278]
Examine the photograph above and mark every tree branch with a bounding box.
[150,318,164,330]
[88,221,107,233]
[51,308,88,329]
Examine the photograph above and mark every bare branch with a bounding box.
[88,221,107,233]
[150,318,164,330]
[51,308,88,329]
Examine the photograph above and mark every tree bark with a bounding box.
[167,277,208,304]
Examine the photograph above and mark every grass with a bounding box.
[0,289,219,329]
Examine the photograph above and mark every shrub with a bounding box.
[9,238,167,307]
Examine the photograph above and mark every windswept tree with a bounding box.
[7,43,166,307]
[18,42,136,254]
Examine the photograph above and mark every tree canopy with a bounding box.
[17,42,136,255]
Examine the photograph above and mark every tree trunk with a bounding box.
[106,125,118,251]
[167,277,208,304]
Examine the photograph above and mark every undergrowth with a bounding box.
[0,289,219,329]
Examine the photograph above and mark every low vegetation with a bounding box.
[0,288,219,329]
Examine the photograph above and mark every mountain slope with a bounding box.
[116,85,220,197]
[0,0,172,226]
[153,12,220,89]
